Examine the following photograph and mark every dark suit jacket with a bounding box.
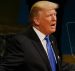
[0,27,62,71]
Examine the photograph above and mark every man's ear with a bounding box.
[33,17,40,26]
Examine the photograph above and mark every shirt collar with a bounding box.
[33,27,46,41]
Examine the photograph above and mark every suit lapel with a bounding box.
[24,27,51,70]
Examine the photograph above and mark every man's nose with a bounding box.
[52,15,56,20]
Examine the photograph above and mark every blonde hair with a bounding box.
[30,1,59,19]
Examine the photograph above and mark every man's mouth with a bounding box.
[50,24,56,28]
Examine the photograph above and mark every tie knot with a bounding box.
[45,36,49,42]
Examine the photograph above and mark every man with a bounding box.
[0,1,62,71]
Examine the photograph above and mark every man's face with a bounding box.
[37,9,57,35]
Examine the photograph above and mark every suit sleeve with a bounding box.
[0,37,24,71]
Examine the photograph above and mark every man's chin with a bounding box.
[51,29,56,33]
